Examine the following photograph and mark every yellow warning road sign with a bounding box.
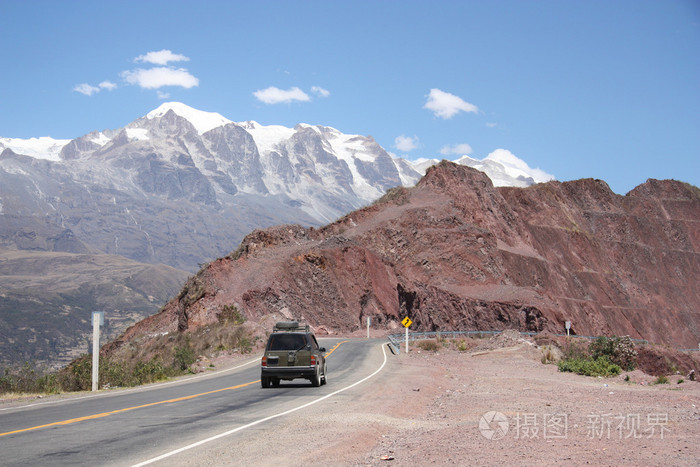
[402,316,413,328]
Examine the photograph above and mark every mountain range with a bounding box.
[0,102,552,368]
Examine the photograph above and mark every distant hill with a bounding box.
[0,249,187,369]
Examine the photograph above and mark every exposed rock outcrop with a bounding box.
[107,162,700,352]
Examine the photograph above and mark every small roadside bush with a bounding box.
[541,345,558,364]
[561,339,589,361]
[416,340,441,351]
[0,362,62,395]
[654,375,669,385]
[173,337,197,371]
[589,336,637,371]
[55,355,175,392]
[556,335,638,378]
[453,338,473,352]
[3,305,258,396]
[558,355,621,377]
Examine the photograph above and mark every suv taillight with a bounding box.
[261,356,267,367]
[310,355,316,366]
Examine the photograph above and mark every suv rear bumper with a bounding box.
[261,365,316,379]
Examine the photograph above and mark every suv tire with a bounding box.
[311,369,321,387]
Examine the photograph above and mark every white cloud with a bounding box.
[395,135,419,152]
[157,90,171,99]
[440,143,473,156]
[254,86,311,104]
[99,80,117,91]
[311,86,330,98]
[121,67,199,89]
[73,83,100,96]
[74,80,117,96]
[424,88,478,119]
[135,49,190,65]
[485,122,498,128]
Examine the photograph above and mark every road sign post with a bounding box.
[401,316,413,353]
[91,311,104,392]
[405,325,408,353]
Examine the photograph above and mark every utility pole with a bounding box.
[92,311,104,391]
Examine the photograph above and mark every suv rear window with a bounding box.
[267,333,308,351]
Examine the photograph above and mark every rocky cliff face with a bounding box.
[107,162,700,351]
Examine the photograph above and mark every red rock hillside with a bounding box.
[107,161,700,350]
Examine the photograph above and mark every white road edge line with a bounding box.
[131,343,389,467]
[0,357,260,412]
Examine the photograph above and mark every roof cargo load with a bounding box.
[273,321,309,332]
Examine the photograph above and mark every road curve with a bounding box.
[0,338,389,466]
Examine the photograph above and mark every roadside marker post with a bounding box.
[401,317,413,353]
[92,311,104,392]
[565,320,571,337]
[367,316,371,339]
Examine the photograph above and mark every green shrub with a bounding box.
[61,356,93,391]
[589,336,637,371]
[558,355,621,377]
[132,358,170,385]
[173,338,196,371]
[238,335,254,354]
[562,339,589,361]
[455,339,471,352]
[654,375,669,385]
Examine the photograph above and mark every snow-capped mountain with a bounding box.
[0,103,421,271]
[412,149,553,188]
[0,102,551,271]
[0,136,71,161]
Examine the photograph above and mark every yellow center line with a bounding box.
[0,339,348,438]
[0,380,259,437]
[324,340,347,358]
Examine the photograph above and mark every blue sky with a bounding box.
[1,0,698,194]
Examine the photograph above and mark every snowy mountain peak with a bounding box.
[0,136,70,161]
[145,102,232,135]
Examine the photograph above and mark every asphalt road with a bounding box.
[0,338,390,466]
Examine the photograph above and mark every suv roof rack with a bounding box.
[273,320,310,332]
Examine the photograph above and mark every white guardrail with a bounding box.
[386,330,698,355]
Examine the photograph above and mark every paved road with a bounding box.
[0,338,389,466]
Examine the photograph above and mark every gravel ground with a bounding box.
[170,334,699,466]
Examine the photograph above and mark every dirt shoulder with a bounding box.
[198,340,700,466]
